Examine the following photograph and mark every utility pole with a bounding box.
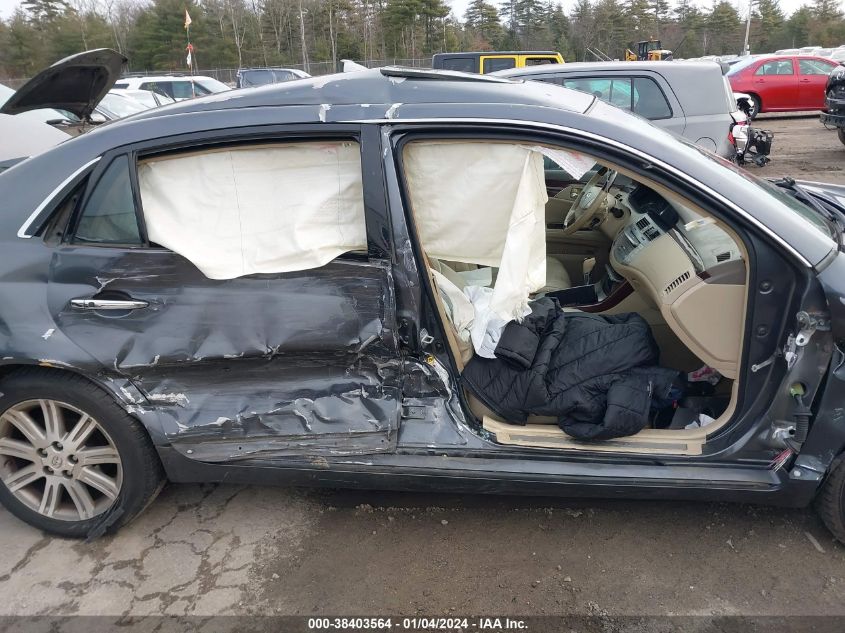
[298,0,309,74]
[742,0,756,56]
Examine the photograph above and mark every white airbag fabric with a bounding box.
[138,141,366,279]
[404,141,548,352]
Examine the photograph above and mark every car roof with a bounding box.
[123,75,215,82]
[433,51,559,57]
[495,60,726,78]
[0,66,835,267]
[125,67,595,122]
[238,67,305,72]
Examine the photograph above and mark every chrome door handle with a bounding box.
[70,298,149,311]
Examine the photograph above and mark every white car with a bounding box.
[113,75,230,101]
[827,49,845,63]
[110,88,175,109]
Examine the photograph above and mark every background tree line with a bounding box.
[0,0,843,80]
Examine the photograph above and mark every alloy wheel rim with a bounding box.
[0,399,123,521]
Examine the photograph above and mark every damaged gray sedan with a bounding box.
[2,67,845,543]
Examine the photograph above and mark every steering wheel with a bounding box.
[561,167,618,236]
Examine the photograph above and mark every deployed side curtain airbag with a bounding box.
[403,141,548,326]
[138,141,366,280]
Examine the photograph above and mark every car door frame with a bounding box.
[381,118,832,467]
[45,122,404,461]
[797,56,837,110]
[751,58,799,111]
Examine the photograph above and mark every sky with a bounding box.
[0,0,823,23]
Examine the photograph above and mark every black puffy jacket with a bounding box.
[462,299,678,440]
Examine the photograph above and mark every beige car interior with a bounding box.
[403,140,749,457]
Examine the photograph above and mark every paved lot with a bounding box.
[0,115,844,621]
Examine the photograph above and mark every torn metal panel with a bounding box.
[397,358,486,449]
[48,254,395,368]
[135,355,401,461]
[42,253,401,458]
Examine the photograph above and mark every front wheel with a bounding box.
[816,454,845,545]
[0,369,164,537]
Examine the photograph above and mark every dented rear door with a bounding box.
[46,127,402,461]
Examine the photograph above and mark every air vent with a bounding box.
[636,217,651,231]
[643,226,660,241]
[664,270,691,295]
[715,251,731,262]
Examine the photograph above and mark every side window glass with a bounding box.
[137,141,367,279]
[482,57,516,73]
[799,59,834,75]
[74,156,142,245]
[563,77,631,110]
[632,77,672,119]
[607,78,632,110]
[564,77,611,98]
[756,62,787,76]
[778,60,795,75]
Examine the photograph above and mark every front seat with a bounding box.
[541,257,572,293]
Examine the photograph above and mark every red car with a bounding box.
[727,55,841,118]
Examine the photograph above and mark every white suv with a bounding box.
[113,75,230,101]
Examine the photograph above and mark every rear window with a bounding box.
[438,57,477,73]
[482,57,516,73]
[726,57,758,75]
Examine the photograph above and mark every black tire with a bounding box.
[748,94,761,120]
[0,368,165,538]
[816,454,845,545]
[838,127,845,147]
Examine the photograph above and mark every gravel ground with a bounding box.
[753,113,845,184]
[0,115,844,624]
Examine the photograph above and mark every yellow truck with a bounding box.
[432,51,563,74]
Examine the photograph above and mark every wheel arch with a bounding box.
[0,363,162,442]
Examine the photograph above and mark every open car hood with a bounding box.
[0,49,127,120]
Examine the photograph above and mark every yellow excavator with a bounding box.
[625,38,673,61]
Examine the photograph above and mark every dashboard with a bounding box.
[607,184,746,378]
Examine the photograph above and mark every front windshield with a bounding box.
[196,77,230,93]
[98,93,149,119]
[687,142,835,240]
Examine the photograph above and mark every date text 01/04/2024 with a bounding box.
[307,618,528,630]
